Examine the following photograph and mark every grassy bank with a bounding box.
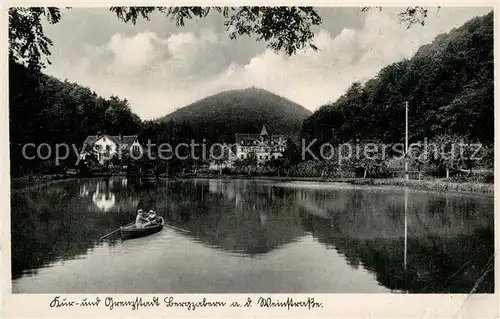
[344,178,494,196]
[192,173,494,196]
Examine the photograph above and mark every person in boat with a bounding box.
[135,209,152,228]
[147,210,159,225]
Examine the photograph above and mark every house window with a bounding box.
[106,145,111,151]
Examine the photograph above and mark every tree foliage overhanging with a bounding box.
[9,6,432,70]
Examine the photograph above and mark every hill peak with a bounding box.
[211,86,288,97]
[157,87,311,142]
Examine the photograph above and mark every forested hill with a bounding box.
[156,87,312,143]
[303,11,494,145]
[9,58,142,176]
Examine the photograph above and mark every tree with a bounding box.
[318,159,340,179]
[428,134,462,178]
[9,6,434,70]
[210,144,233,175]
[456,137,487,175]
[233,151,257,175]
[478,144,494,170]
[9,7,62,70]
[408,143,430,180]
[347,141,388,178]
[265,157,285,176]
[362,6,435,28]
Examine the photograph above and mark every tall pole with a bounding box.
[405,101,409,181]
[404,187,408,270]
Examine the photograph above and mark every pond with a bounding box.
[10,178,494,293]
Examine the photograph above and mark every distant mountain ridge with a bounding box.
[157,87,311,142]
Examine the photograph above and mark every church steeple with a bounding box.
[260,125,268,136]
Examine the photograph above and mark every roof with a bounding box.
[83,134,139,146]
[121,135,139,146]
[235,133,286,145]
[235,134,261,143]
[260,125,268,136]
[235,125,286,144]
[83,135,99,146]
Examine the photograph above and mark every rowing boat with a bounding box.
[120,217,164,240]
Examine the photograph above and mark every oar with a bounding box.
[99,221,135,241]
[164,224,190,233]
[153,215,190,233]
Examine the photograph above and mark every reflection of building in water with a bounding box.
[259,211,267,225]
[79,178,139,213]
[208,180,236,200]
[79,184,90,197]
[235,193,242,207]
[208,180,219,194]
[92,181,116,212]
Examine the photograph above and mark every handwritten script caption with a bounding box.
[49,295,323,311]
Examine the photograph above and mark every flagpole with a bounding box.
[404,187,408,270]
[405,101,409,181]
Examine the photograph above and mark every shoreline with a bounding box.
[11,173,494,196]
[189,174,494,197]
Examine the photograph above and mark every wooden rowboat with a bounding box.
[120,217,164,240]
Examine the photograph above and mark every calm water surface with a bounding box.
[11,178,494,293]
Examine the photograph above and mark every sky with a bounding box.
[42,7,493,119]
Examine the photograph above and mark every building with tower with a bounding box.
[234,125,287,165]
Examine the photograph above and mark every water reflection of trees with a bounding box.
[11,178,142,279]
[296,187,494,293]
[136,179,307,256]
[293,187,493,239]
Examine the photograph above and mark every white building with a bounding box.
[235,125,287,165]
[81,133,142,164]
